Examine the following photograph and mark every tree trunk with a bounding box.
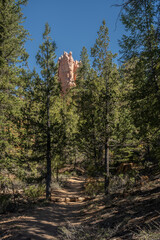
[91,115,97,168]
[104,139,110,194]
[56,165,59,182]
[46,93,51,200]
[104,70,110,194]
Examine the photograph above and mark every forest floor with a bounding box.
[0,175,160,240]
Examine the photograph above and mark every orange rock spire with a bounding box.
[58,51,79,93]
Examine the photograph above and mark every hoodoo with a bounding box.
[58,51,79,93]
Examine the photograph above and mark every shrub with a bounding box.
[109,174,136,194]
[84,177,104,196]
[24,184,45,201]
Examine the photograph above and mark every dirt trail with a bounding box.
[0,177,87,240]
[1,177,160,240]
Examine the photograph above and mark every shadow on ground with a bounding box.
[0,177,160,240]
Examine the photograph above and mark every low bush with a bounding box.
[24,184,45,201]
[84,178,104,196]
[109,174,136,194]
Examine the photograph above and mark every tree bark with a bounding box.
[104,139,110,194]
[104,68,110,194]
[56,165,59,182]
[46,91,51,200]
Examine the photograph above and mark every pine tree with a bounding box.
[76,67,103,171]
[73,47,102,171]
[36,23,58,200]
[91,20,118,193]
[77,46,90,83]
[0,0,29,176]
[0,0,28,66]
[112,64,141,166]
[119,0,160,163]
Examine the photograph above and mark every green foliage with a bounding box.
[24,184,45,201]
[0,0,159,206]
[119,0,160,165]
[109,174,136,194]
[0,0,29,179]
[58,93,79,166]
[77,46,90,82]
[91,20,120,192]
[0,0,29,66]
[84,178,104,196]
[32,23,60,199]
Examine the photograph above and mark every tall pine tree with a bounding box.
[91,20,118,193]
[0,0,29,176]
[119,0,160,164]
[36,23,58,200]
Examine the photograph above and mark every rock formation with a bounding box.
[58,51,79,93]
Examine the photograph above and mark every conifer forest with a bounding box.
[0,0,160,239]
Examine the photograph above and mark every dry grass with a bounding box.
[58,221,122,240]
[133,222,160,240]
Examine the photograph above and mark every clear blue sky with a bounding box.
[22,0,125,70]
